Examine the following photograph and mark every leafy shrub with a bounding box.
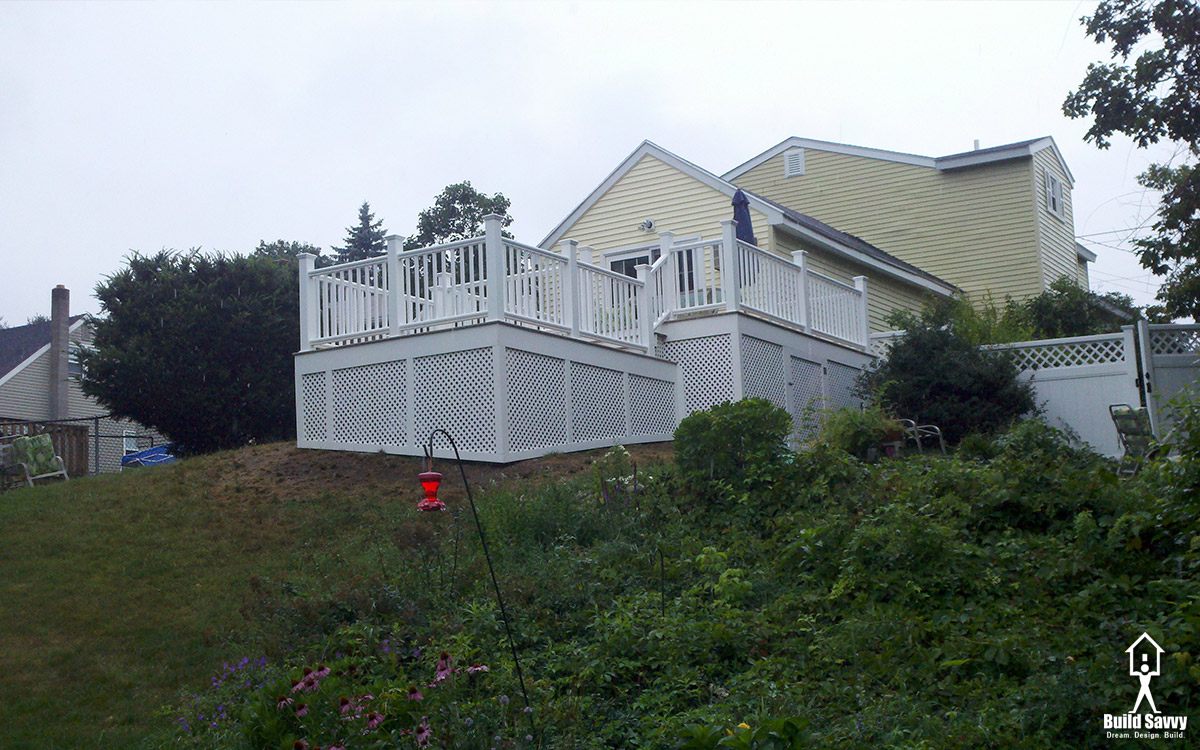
[817,404,899,459]
[674,399,792,494]
[864,302,1037,445]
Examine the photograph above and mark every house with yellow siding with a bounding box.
[540,141,958,332]
[724,136,1090,304]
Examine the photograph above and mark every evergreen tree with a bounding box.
[334,202,387,263]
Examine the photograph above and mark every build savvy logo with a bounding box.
[1103,633,1188,740]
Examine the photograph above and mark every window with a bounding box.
[1044,168,1065,220]
[784,148,805,177]
[610,254,652,278]
[68,342,85,380]
[123,430,140,456]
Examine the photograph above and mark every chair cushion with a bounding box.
[12,434,59,476]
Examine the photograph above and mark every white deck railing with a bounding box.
[300,216,870,354]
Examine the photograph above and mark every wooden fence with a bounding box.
[0,419,90,478]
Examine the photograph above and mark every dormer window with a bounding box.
[783,148,805,177]
[1044,168,1065,221]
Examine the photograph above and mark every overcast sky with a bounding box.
[0,1,1179,324]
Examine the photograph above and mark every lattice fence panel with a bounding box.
[996,337,1126,371]
[331,360,406,446]
[301,372,328,442]
[742,335,786,409]
[630,375,676,436]
[506,348,568,453]
[1151,328,1200,356]
[414,348,495,453]
[661,335,733,414]
[571,362,626,443]
[790,357,824,441]
[826,361,863,411]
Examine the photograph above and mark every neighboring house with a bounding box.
[540,140,958,333]
[0,286,158,474]
[723,136,1089,304]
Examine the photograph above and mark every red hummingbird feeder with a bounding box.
[417,470,445,511]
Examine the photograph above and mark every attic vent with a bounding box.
[783,148,805,178]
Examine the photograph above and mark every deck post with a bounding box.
[298,252,316,350]
[386,236,402,336]
[484,214,505,322]
[720,220,741,313]
[560,239,581,337]
[657,231,675,315]
[853,276,870,349]
[791,250,809,330]
[636,264,654,355]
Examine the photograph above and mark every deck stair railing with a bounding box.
[300,216,870,354]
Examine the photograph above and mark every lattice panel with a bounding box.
[331,360,406,446]
[790,357,824,441]
[630,375,676,436]
[1151,329,1200,355]
[301,372,328,442]
[742,335,786,408]
[571,362,626,443]
[661,335,733,414]
[826,361,863,411]
[506,348,567,453]
[1002,337,1126,370]
[414,348,495,453]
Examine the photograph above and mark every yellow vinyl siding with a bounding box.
[558,155,772,264]
[775,231,934,332]
[734,148,1044,303]
[1077,257,1090,287]
[1032,148,1078,288]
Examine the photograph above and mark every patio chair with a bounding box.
[11,434,69,486]
[897,419,947,454]
[1109,404,1157,478]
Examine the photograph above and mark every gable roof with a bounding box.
[541,140,957,297]
[723,136,1074,186]
[0,316,86,386]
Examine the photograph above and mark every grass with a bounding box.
[0,441,671,749]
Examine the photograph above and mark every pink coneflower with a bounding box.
[295,703,309,718]
[277,695,294,709]
[314,664,330,678]
[416,717,432,747]
[467,663,489,674]
[407,685,424,701]
[434,652,455,682]
[366,712,384,730]
[302,666,314,677]
[339,696,352,714]
[290,679,303,693]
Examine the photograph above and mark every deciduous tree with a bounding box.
[404,182,514,250]
[1064,0,1200,319]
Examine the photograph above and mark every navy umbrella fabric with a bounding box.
[731,189,757,246]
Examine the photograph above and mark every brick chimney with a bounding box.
[49,285,70,420]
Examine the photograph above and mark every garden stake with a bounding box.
[421,429,535,735]
[658,547,666,619]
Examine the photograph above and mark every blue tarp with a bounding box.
[121,444,176,469]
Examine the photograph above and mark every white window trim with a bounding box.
[1044,167,1065,221]
[784,148,805,178]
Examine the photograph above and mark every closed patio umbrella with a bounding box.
[731,189,757,246]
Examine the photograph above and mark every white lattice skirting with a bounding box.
[296,322,680,462]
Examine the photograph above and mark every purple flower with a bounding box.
[499,695,510,705]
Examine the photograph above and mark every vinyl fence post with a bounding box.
[791,250,809,330]
[853,276,870,349]
[386,236,402,336]
[636,264,654,355]
[720,220,741,313]
[298,253,316,351]
[560,239,581,337]
[484,214,505,322]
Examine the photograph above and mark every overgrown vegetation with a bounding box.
[3,401,1199,748]
[865,300,1038,445]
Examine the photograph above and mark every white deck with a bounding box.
[295,216,874,461]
